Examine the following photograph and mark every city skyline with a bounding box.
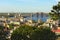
[0,0,60,12]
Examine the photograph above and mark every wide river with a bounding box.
[25,15,49,22]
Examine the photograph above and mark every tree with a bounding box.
[0,26,9,40]
[9,23,14,29]
[49,2,60,20]
[11,25,35,40]
[49,2,60,27]
[11,25,57,40]
[30,27,57,40]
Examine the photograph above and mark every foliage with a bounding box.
[49,2,60,20]
[9,24,14,29]
[30,27,57,40]
[32,20,37,23]
[0,26,9,40]
[0,26,4,30]
[38,21,44,25]
[11,25,57,40]
[11,25,34,40]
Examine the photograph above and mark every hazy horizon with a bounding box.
[0,0,60,13]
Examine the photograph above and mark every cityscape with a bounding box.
[0,0,60,40]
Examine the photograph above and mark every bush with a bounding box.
[0,26,4,30]
[0,26,9,40]
[9,24,14,29]
[11,25,34,40]
[30,27,57,40]
[11,25,57,40]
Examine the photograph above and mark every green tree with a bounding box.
[11,25,35,40]
[11,25,57,40]
[49,2,60,20]
[9,24,14,29]
[30,27,57,40]
[0,26,9,40]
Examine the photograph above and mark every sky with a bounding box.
[0,0,60,13]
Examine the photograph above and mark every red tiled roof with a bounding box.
[52,29,60,32]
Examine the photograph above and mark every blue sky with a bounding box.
[0,0,59,12]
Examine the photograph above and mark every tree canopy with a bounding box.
[11,25,57,40]
[49,2,60,20]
